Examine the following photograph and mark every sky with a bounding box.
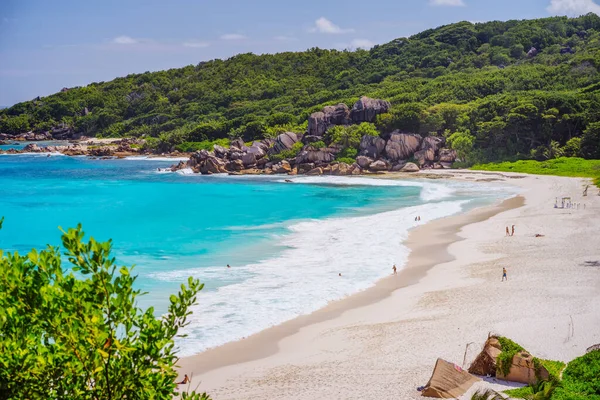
[0,0,599,106]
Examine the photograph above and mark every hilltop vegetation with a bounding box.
[2,14,600,163]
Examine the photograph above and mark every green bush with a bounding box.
[336,157,356,165]
[0,223,210,400]
[553,350,600,400]
[269,141,303,162]
[175,139,230,152]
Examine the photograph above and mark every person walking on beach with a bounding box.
[511,225,515,236]
[393,265,397,275]
[506,226,510,236]
[502,267,507,282]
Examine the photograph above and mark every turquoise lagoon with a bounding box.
[0,154,515,355]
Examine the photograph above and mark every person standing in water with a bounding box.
[502,267,507,281]
[227,264,231,268]
[392,265,397,275]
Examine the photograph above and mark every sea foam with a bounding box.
[167,198,468,355]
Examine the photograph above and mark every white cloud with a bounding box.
[309,17,354,34]
[220,33,247,40]
[183,41,210,48]
[429,0,466,6]
[112,35,138,45]
[274,35,297,41]
[351,39,375,49]
[547,0,600,15]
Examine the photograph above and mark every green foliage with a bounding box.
[496,336,526,377]
[2,14,600,162]
[269,141,303,162]
[447,130,475,163]
[327,123,378,149]
[505,386,534,398]
[175,138,231,152]
[470,389,503,400]
[553,350,600,400]
[581,122,600,159]
[562,137,582,157]
[311,140,326,149]
[0,224,210,400]
[336,157,356,165]
[473,157,600,186]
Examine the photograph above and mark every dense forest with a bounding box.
[2,14,600,163]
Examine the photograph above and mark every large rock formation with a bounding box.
[438,148,457,163]
[413,149,435,167]
[401,162,420,172]
[307,103,351,136]
[351,96,391,123]
[421,136,445,153]
[368,160,390,172]
[359,135,386,159]
[356,156,373,169]
[385,132,422,161]
[269,132,298,154]
[295,150,335,165]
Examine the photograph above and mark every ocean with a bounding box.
[0,153,516,355]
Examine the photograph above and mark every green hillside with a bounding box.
[2,14,600,162]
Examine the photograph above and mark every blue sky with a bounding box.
[0,0,598,106]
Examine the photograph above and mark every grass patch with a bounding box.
[175,139,230,153]
[473,157,600,187]
[504,385,533,398]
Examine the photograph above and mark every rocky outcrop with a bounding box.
[368,160,390,172]
[307,103,351,136]
[413,148,435,167]
[295,150,334,165]
[421,136,445,153]
[88,146,115,157]
[241,152,257,168]
[438,148,457,163]
[351,96,391,123]
[359,135,386,159]
[230,138,245,150]
[401,162,420,172]
[356,156,373,169]
[272,160,292,174]
[269,132,298,154]
[385,132,422,161]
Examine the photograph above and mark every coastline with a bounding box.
[176,171,600,399]
[177,194,523,375]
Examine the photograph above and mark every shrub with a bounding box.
[175,139,230,152]
[270,141,303,162]
[0,223,210,400]
[553,350,600,399]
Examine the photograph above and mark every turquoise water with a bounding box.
[0,154,514,354]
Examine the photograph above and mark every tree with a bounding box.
[0,223,210,400]
[447,130,476,162]
[580,122,600,159]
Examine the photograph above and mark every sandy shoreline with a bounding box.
[177,171,600,399]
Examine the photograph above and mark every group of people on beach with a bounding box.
[414,216,421,222]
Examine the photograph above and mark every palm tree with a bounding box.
[525,379,561,400]
[471,389,503,400]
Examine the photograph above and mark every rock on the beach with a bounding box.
[296,163,315,174]
[359,135,386,159]
[213,144,229,159]
[413,148,435,167]
[241,152,257,168]
[272,160,292,174]
[295,150,334,165]
[420,136,445,153]
[385,132,422,161]
[350,96,391,123]
[391,161,408,171]
[226,159,244,171]
[438,148,457,163]
[356,155,374,169]
[401,162,420,172]
[269,132,298,154]
[306,167,323,176]
[22,143,41,152]
[368,160,390,172]
[200,157,227,174]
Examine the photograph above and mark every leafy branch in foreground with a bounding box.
[0,223,210,400]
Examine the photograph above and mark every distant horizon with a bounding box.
[1,0,599,106]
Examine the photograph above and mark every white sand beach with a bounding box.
[177,171,600,399]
